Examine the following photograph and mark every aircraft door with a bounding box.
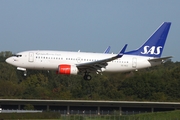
[132,57,137,68]
[29,52,34,62]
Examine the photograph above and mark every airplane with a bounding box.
[6,22,172,80]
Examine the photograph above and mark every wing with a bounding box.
[76,44,127,73]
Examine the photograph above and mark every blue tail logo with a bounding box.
[125,22,171,57]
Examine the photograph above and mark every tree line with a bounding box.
[0,51,180,101]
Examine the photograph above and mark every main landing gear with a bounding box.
[83,72,92,81]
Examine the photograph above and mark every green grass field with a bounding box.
[0,110,180,120]
[61,110,180,120]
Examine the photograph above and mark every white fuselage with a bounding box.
[6,50,161,73]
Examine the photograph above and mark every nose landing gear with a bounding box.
[17,67,27,76]
[24,71,27,76]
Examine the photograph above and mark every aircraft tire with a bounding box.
[83,75,92,81]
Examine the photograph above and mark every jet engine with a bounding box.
[57,64,78,75]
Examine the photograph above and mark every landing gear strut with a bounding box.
[83,72,92,81]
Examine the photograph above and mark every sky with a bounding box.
[0,0,179,61]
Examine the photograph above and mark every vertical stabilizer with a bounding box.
[125,22,171,57]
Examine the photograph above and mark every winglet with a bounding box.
[117,44,128,58]
[104,46,111,53]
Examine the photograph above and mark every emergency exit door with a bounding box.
[132,57,137,68]
[29,52,34,62]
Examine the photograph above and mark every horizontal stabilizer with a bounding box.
[148,56,172,62]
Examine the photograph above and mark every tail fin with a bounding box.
[125,22,171,57]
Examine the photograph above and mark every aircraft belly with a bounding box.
[23,62,58,70]
[105,63,132,72]
[37,63,58,70]
[136,60,151,69]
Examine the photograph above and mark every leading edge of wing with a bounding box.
[76,44,128,68]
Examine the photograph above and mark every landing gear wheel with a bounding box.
[24,71,27,76]
[83,75,92,81]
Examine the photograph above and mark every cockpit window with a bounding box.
[13,54,22,57]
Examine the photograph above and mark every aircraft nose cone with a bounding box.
[5,57,13,64]
[6,58,10,63]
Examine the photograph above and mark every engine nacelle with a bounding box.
[57,64,78,75]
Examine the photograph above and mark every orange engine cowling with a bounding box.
[57,64,78,75]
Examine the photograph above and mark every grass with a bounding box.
[0,110,180,120]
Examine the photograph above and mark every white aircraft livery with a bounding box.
[6,22,172,80]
